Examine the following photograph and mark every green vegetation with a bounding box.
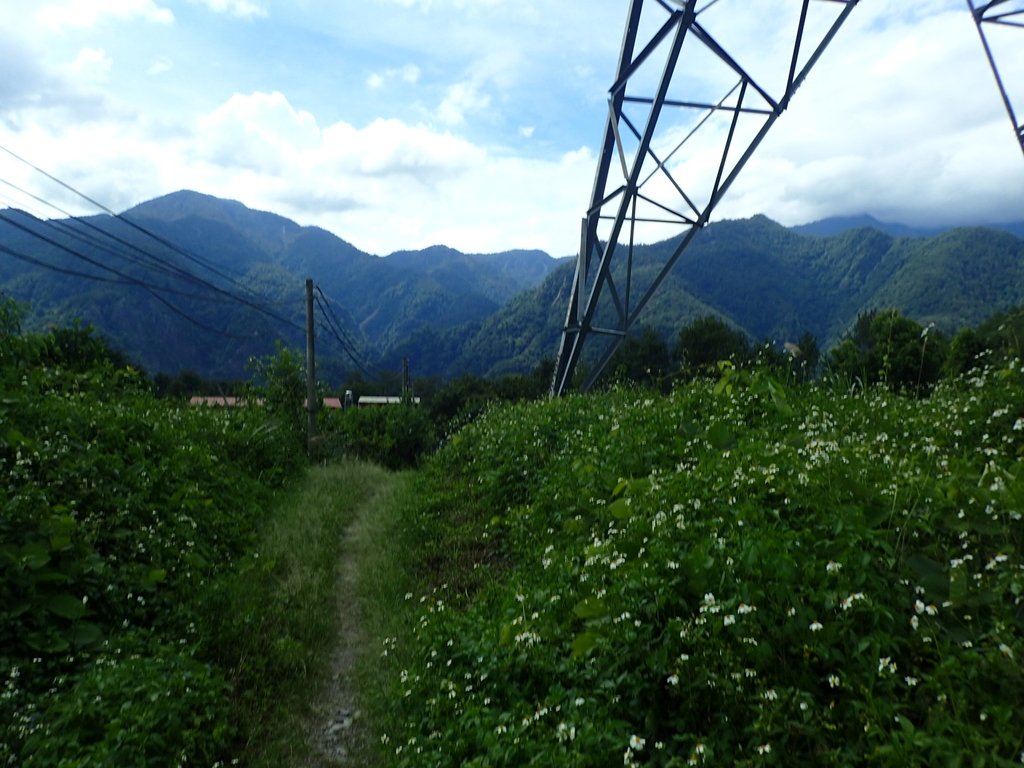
[0,319,326,766]
[6,295,1024,765]
[323,404,437,470]
[362,364,1024,766]
[4,195,1022,383]
[207,459,396,767]
[0,191,559,380]
[826,308,948,395]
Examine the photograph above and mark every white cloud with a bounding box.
[366,64,421,90]
[147,57,173,76]
[189,0,268,19]
[712,2,1024,227]
[2,1,1020,263]
[69,48,113,83]
[436,80,491,126]
[376,0,509,11]
[35,0,173,30]
[195,91,320,173]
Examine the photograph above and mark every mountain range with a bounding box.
[1,190,1022,384]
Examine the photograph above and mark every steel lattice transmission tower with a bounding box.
[966,1,1024,156]
[551,0,860,396]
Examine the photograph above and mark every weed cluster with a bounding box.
[1,326,303,765]
[371,365,1024,765]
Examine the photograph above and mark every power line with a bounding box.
[313,284,384,376]
[0,241,130,285]
[315,285,366,356]
[0,174,305,336]
[0,239,252,340]
[314,293,377,378]
[0,146,305,333]
[0,210,236,304]
[0,144,256,294]
[0,176,243,293]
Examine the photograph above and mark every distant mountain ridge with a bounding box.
[448,214,1024,377]
[0,190,561,379]
[791,213,1024,240]
[1,190,1022,383]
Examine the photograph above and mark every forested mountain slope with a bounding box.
[2,191,1021,381]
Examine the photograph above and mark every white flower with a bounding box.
[667,674,680,686]
[840,595,854,610]
[809,620,824,632]
[827,674,840,688]
[629,734,646,751]
[723,614,736,627]
[757,743,772,755]
[826,560,842,573]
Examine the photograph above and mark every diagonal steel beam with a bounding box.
[552,0,861,396]
[966,0,1024,156]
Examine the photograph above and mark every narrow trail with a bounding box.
[301,467,404,767]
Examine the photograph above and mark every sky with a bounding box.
[0,0,1021,258]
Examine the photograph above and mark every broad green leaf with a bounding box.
[705,422,735,451]
[71,622,103,647]
[906,553,949,601]
[573,597,608,620]
[950,566,969,605]
[26,631,69,654]
[20,542,50,570]
[571,631,600,658]
[608,498,632,521]
[4,428,32,447]
[895,715,915,735]
[44,593,88,620]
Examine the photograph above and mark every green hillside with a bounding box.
[0,191,560,379]
[2,192,1022,383]
[455,216,1024,377]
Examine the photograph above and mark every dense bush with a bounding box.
[827,309,948,394]
[21,639,231,767]
[324,403,437,470]
[1,325,303,766]
[374,364,1024,766]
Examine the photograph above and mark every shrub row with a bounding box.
[1,322,304,766]
[374,363,1024,766]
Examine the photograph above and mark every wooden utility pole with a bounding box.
[305,278,317,443]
